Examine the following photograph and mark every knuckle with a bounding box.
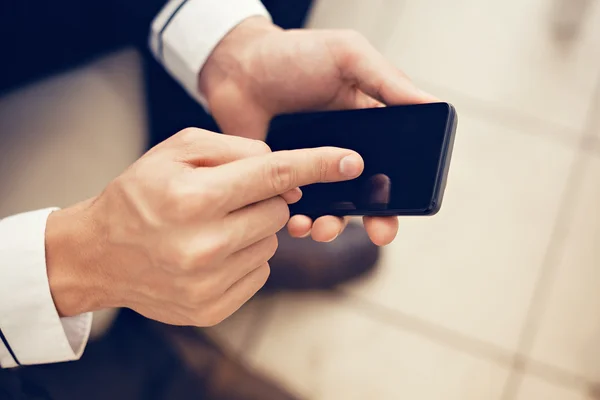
[301,149,328,183]
[270,197,291,228]
[265,158,295,193]
[329,30,368,69]
[246,236,279,273]
[170,237,226,273]
[174,128,199,147]
[198,235,229,265]
[263,235,279,261]
[184,281,216,305]
[176,127,204,145]
[206,276,229,299]
[255,264,271,287]
[314,152,329,182]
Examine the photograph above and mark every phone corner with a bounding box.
[423,201,442,216]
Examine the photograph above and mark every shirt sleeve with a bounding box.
[149,0,271,110]
[0,209,92,368]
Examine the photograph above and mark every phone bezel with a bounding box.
[269,102,459,218]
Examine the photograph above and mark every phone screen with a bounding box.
[267,102,456,217]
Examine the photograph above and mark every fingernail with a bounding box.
[299,229,312,239]
[290,187,303,201]
[324,233,339,243]
[339,154,363,178]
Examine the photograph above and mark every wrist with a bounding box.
[199,16,280,106]
[45,198,108,317]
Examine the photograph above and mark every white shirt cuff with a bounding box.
[149,0,271,110]
[0,209,92,368]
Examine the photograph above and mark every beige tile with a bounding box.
[528,154,600,381]
[516,373,594,400]
[587,69,600,143]
[307,0,404,50]
[344,112,576,350]
[0,49,146,216]
[592,86,600,142]
[244,293,509,400]
[587,80,600,151]
[384,0,600,136]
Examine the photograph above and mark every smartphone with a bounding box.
[266,102,458,218]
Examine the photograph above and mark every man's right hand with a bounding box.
[44,128,363,327]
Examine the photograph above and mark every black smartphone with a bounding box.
[266,102,458,218]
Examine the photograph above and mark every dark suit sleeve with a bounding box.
[0,0,168,95]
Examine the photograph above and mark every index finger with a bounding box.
[211,147,364,211]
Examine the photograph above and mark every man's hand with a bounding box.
[45,128,363,326]
[200,17,438,246]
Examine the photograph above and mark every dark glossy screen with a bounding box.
[267,103,453,216]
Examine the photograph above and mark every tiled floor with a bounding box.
[1,0,600,399]
[515,373,594,400]
[526,155,600,381]
[246,293,510,400]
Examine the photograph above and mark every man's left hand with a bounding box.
[199,16,437,246]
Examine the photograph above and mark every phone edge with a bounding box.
[422,103,459,216]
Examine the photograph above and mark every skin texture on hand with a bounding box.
[200,17,438,245]
[45,129,363,324]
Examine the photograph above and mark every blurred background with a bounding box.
[1,0,600,399]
